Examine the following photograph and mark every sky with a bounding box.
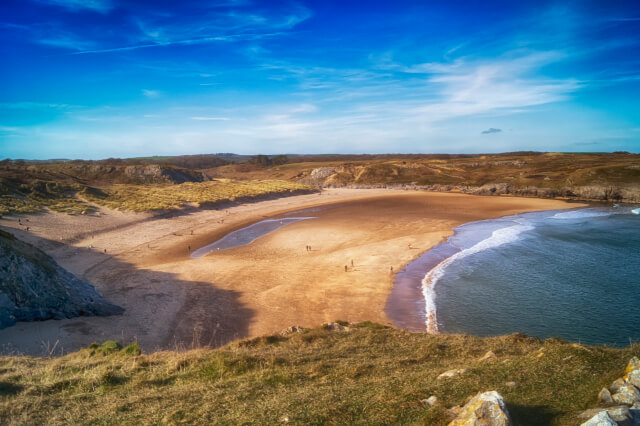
[1,0,639,159]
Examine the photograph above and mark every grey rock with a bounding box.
[0,232,123,329]
[598,387,614,405]
[613,384,640,406]
[628,370,640,389]
[580,411,618,426]
[448,391,512,426]
[579,406,633,426]
[612,378,628,394]
[627,357,640,374]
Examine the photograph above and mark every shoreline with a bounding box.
[0,188,585,356]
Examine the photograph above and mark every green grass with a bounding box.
[1,325,637,425]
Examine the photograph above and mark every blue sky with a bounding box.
[1,0,639,159]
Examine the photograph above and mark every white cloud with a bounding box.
[190,116,230,121]
[291,103,317,113]
[41,0,114,13]
[142,89,161,98]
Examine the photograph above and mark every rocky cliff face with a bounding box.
[302,166,640,203]
[0,231,123,328]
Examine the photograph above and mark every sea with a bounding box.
[385,205,640,347]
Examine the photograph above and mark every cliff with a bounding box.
[0,230,123,328]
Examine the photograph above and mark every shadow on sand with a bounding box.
[0,228,254,356]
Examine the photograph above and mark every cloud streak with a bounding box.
[40,0,114,14]
[190,116,230,121]
[482,128,502,134]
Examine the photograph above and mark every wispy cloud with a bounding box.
[0,101,77,109]
[142,89,161,98]
[190,116,230,121]
[37,33,94,50]
[39,0,114,14]
[56,4,311,55]
[482,128,502,134]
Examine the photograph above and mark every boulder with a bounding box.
[447,391,512,426]
[626,357,640,374]
[612,378,627,394]
[579,406,633,426]
[612,384,640,406]
[445,406,463,420]
[438,368,468,380]
[627,369,640,389]
[598,387,614,405]
[580,411,618,426]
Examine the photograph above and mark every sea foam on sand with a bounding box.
[421,221,534,333]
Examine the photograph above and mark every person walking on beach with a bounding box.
[351,259,354,267]
[390,266,394,274]
[188,245,191,253]
[344,265,348,272]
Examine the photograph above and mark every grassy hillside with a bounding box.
[0,176,314,217]
[82,180,315,212]
[2,152,639,216]
[1,324,637,425]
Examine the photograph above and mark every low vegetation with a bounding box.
[81,180,314,212]
[1,325,637,425]
[0,178,91,217]
[0,178,314,217]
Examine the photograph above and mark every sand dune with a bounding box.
[0,189,583,355]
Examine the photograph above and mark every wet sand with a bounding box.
[0,188,583,355]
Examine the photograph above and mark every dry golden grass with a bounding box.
[83,180,315,212]
[0,179,315,216]
[1,324,637,425]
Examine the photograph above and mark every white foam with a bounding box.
[422,222,534,334]
[632,208,640,215]
[550,209,611,220]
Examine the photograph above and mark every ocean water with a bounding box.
[190,217,316,258]
[386,206,640,346]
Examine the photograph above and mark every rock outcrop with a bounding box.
[448,391,512,426]
[581,411,619,426]
[579,357,640,425]
[299,165,640,203]
[0,230,123,328]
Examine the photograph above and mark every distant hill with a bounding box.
[0,229,123,328]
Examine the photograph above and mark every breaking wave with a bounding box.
[550,209,613,220]
[422,222,534,333]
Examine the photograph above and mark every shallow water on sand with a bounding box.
[190,217,316,258]
[386,206,640,346]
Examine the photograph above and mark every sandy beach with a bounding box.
[0,189,584,355]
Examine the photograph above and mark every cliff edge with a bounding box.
[0,229,123,328]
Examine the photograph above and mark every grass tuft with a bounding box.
[1,329,636,424]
